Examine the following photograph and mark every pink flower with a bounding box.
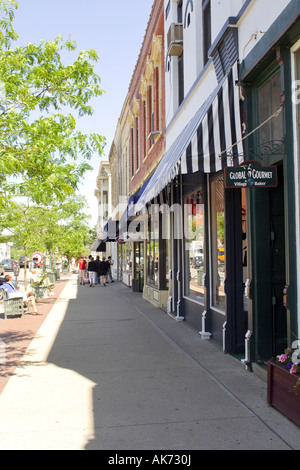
[290,365,297,374]
[279,354,287,363]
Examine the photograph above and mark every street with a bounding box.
[0,274,299,451]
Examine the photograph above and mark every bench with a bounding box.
[2,292,24,320]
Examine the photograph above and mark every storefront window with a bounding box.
[211,176,225,311]
[134,242,144,280]
[161,209,169,290]
[258,71,283,146]
[124,243,132,273]
[118,244,123,281]
[184,189,205,303]
[146,212,159,287]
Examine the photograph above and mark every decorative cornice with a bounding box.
[145,58,154,83]
[140,76,148,100]
[132,98,140,116]
[151,35,163,66]
[127,112,135,128]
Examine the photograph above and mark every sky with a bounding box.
[12,0,155,227]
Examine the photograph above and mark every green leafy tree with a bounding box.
[0,194,92,286]
[0,0,105,206]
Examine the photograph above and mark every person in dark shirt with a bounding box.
[87,257,97,287]
[99,257,108,287]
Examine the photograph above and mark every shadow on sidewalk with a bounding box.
[44,281,300,451]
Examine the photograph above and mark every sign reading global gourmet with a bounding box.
[225,161,278,189]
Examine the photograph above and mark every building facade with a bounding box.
[105,0,167,302]
[101,0,300,372]
[239,0,300,364]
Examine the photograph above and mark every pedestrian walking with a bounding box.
[78,256,87,285]
[99,257,108,287]
[95,255,101,284]
[88,257,97,287]
[106,256,114,283]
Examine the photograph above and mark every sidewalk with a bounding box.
[0,274,71,394]
[0,274,299,450]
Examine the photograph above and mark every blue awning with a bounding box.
[103,219,119,242]
[136,63,244,210]
[117,175,154,242]
[127,175,153,219]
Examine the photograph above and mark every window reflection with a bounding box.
[146,213,159,287]
[184,189,205,303]
[211,177,225,310]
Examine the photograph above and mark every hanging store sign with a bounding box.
[225,161,278,189]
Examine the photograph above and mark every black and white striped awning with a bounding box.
[136,62,244,210]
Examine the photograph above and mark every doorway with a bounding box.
[269,164,287,356]
[251,163,287,361]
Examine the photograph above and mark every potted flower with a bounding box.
[31,272,50,299]
[267,342,300,426]
[62,260,69,273]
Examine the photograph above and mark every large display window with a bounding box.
[210,176,225,311]
[146,210,169,290]
[184,188,205,303]
[146,212,159,287]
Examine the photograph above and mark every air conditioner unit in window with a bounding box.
[167,23,183,57]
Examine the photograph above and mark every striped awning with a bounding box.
[136,62,244,210]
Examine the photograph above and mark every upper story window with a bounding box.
[166,0,170,20]
[184,0,194,28]
[178,0,184,106]
[202,0,211,66]
[258,71,283,146]
[177,0,183,23]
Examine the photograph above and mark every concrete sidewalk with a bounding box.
[0,275,299,450]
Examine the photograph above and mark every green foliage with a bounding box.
[0,1,105,205]
[0,195,92,261]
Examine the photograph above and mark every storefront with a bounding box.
[135,61,246,352]
[176,169,246,353]
[143,202,170,308]
[240,1,299,364]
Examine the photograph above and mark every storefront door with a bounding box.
[269,165,287,356]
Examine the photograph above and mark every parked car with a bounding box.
[192,255,203,268]
[19,256,30,268]
[0,259,18,271]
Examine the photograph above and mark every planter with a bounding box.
[46,271,56,284]
[267,360,300,426]
[132,279,144,293]
[32,285,49,299]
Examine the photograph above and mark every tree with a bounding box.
[0,194,92,287]
[0,0,105,206]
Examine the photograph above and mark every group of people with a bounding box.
[78,255,114,287]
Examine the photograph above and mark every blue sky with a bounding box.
[12,0,154,227]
